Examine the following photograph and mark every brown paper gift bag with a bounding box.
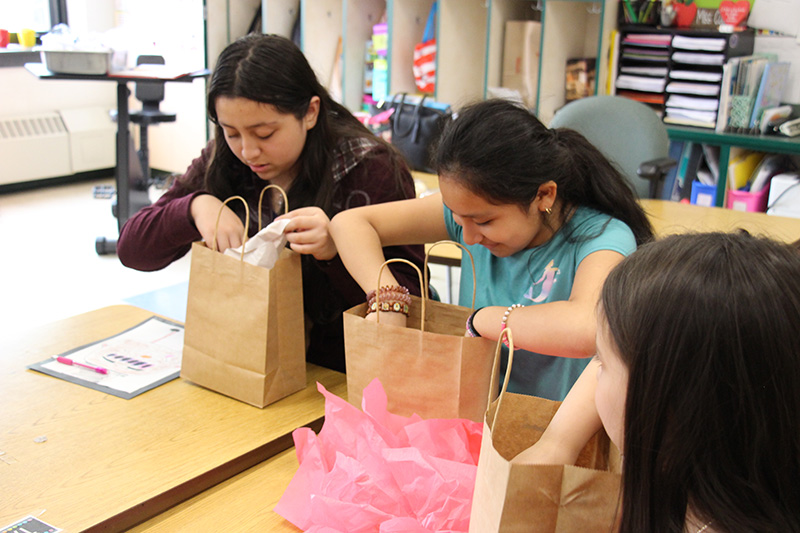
[469,329,622,533]
[343,241,496,422]
[181,187,306,408]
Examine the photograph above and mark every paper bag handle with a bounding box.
[486,327,515,433]
[423,240,477,310]
[257,184,289,230]
[212,195,250,262]
[375,258,428,332]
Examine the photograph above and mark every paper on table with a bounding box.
[224,218,290,268]
[28,316,184,399]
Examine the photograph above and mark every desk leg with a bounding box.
[116,81,131,228]
[96,82,131,255]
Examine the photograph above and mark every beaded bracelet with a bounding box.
[465,307,484,337]
[365,285,411,316]
[366,285,410,303]
[500,304,525,347]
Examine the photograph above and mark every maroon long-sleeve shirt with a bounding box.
[118,137,426,371]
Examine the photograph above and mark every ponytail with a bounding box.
[433,99,654,246]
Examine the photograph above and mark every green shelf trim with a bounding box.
[667,126,800,156]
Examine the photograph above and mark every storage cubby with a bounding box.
[263,0,617,121]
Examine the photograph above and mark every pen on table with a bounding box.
[55,356,108,374]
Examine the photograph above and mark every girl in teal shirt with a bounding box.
[329,99,654,399]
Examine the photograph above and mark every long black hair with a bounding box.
[602,232,800,532]
[432,99,653,246]
[204,33,404,216]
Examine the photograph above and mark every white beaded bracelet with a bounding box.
[500,304,524,347]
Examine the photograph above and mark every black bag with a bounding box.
[386,93,451,173]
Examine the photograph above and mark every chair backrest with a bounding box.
[549,95,670,198]
[135,55,166,105]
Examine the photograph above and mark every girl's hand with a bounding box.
[190,194,245,252]
[279,207,338,261]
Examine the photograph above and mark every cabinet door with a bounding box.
[436,0,488,106]
[485,0,540,96]
[387,0,436,97]
[538,0,604,123]
[301,0,343,98]
[343,0,387,110]
[261,0,300,36]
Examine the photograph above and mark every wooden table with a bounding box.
[130,448,301,531]
[0,305,345,532]
[425,198,800,265]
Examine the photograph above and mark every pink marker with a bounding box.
[56,356,108,374]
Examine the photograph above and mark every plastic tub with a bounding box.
[41,49,112,75]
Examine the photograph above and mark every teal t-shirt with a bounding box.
[444,205,636,400]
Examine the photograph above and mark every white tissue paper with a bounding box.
[224,218,291,268]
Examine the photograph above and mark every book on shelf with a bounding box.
[715,57,739,133]
[748,61,790,129]
[714,53,786,133]
[565,58,596,102]
[607,30,620,95]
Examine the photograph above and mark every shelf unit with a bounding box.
[262,0,617,122]
[613,26,755,128]
[667,125,800,207]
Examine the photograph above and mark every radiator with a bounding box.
[0,108,115,186]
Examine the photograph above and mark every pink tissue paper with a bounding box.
[274,379,483,532]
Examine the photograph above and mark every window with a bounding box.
[0,0,67,34]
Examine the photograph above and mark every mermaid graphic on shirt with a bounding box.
[525,259,560,303]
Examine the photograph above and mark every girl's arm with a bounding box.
[117,142,214,271]
[329,192,450,293]
[513,359,603,464]
[472,249,625,357]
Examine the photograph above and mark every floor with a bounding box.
[0,178,191,343]
[0,178,456,344]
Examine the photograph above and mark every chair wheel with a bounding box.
[95,237,117,255]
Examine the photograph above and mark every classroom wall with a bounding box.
[0,0,209,178]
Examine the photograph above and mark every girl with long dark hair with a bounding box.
[118,34,424,371]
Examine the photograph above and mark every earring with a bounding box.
[545,207,552,215]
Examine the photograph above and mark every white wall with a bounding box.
[0,0,209,176]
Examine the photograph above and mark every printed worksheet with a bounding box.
[28,316,184,399]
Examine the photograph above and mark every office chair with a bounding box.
[129,54,177,189]
[549,95,676,198]
[96,55,177,255]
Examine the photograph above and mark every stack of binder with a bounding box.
[612,27,756,128]
[663,35,727,128]
[614,32,671,110]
